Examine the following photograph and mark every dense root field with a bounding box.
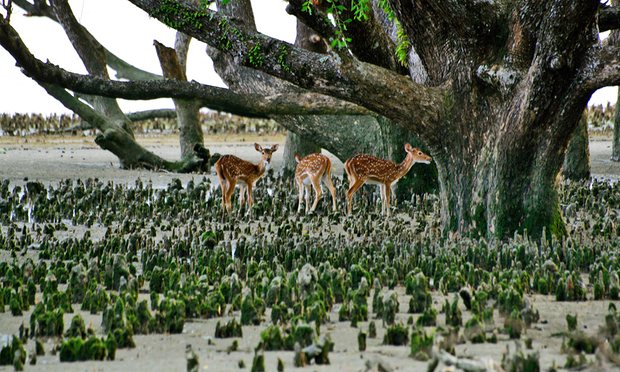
[0,173,619,371]
[0,136,620,371]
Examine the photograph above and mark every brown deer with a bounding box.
[344,144,432,216]
[294,153,337,214]
[215,143,279,213]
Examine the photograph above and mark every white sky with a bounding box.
[0,0,616,115]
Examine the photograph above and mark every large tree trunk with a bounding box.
[562,114,591,181]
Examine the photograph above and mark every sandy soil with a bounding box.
[0,133,619,371]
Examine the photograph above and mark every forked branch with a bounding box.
[1,0,12,22]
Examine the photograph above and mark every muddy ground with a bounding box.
[1,133,618,188]
[0,133,619,371]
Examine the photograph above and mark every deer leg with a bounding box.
[323,174,337,212]
[225,179,237,213]
[238,184,245,209]
[216,173,228,213]
[310,177,322,213]
[246,183,254,214]
[346,179,365,215]
[379,184,386,215]
[296,178,304,213]
[304,184,311,213]
[385,183,393,216]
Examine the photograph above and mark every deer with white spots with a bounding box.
[344,144,432,216]
[215,143,279,213]
[294,153,337,214]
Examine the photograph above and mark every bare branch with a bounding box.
[38,83,119,136]
[106,51,163,81]
[50,0,131,128]
[2,0,12,22]
[13,0,52,18]
[0,16,372,118]
[127,109,177,121]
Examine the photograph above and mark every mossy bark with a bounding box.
[562,114,590,181]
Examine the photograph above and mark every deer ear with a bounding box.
[404,143,412,152]
[271,144,279,152]
[295,154,302,163]
[255,143,262,152]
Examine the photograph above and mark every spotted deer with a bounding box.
[294,153,337,214]
[215,143,279,213]
[344,144,432,216]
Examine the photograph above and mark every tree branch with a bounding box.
[35,65,202,172]
[286,0,338,45]
[39,83,112,132]
[582,42,620,91]
[2,0,13,22]
[338,0,406,73]
[13,0,163,81]
[12,0,52,18]
[106,51,163,81]
[127,109,177,121]
[126,0,445,135]
[50,0,130,128]
[599,5,620,32]
[0,16,374,118]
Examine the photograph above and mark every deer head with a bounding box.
[405,143,432,164]
[255,143,279,170]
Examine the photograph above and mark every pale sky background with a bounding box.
[0,0,616,115]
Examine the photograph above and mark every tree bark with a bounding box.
[154,38,203,161]
[562,113,591,181]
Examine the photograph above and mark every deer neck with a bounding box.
[396,153,415,179]
[254,158,269,178]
